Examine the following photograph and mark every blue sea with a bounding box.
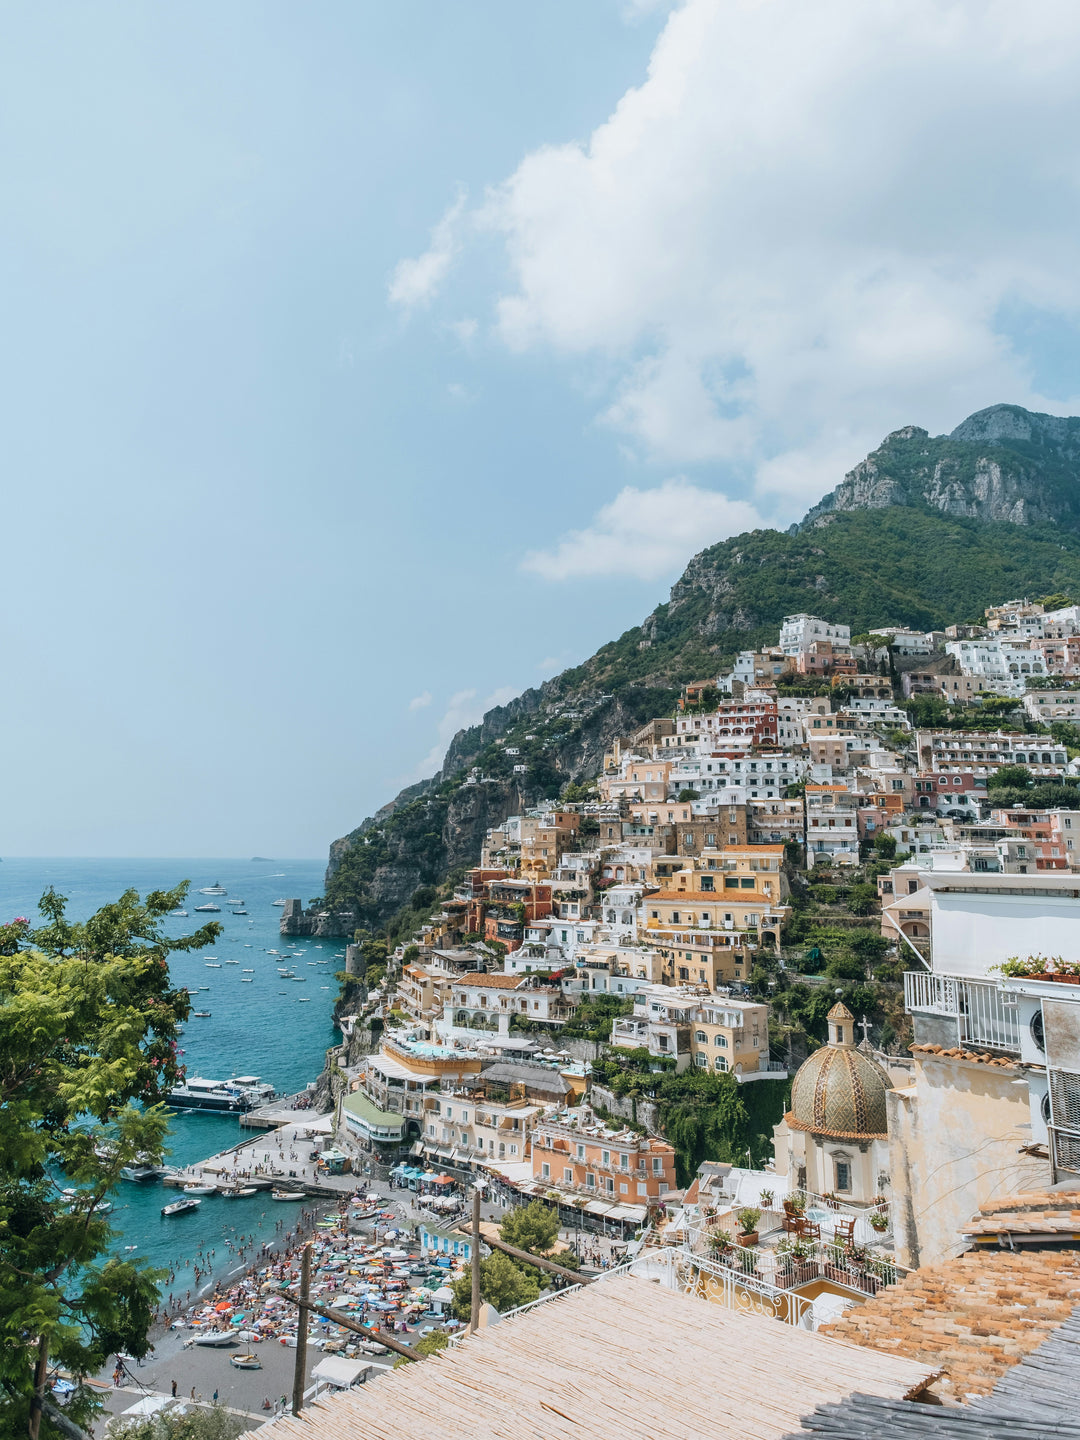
[0,857,341,1287]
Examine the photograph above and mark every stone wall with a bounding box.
[589,1083,660,1134]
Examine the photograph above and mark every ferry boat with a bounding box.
[198,884,227,895]
[166,1077,257,1112]
[162,1197,201,1217]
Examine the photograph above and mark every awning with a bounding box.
[584,1200,614,1216]
[409,1141,424,1157]
[606,1204,647,1222]
[312,1356,373,1389]
[435,1149,453,1161]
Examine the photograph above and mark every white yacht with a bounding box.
[169,908,188,917]
[194,903,221,913]
[271,899,287,907]
[198,883,227,895]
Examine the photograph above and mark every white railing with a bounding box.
[904,971,1020,1053]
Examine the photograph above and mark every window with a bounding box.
[541,1162,550,1179]
[714,1055,727,1070]
[620,1182,629,1194]
[620,1153,630,1170]
[652,1157,663,1174]
[601,1150,610,1166]
[637,1182,649,1196]
[740,877,755,889]
[695,1030,707,1042]
[694,1053,707,1067]
[835,1159,851,1192]
[576,1143,585,1160]
[714,1034,727,1047]
[586,1172,596,1188]
[564,1168,573,1182]
[605,1176,614,1194]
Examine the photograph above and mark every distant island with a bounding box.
[250,856,274,862]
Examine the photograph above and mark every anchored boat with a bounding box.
[162,1197,201,1217]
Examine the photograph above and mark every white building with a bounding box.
[779,613,851,658]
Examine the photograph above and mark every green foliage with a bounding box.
[846,883,878,916]
[873,833,898,859]
[499,1200,559,1256]
[0,885,206,1437]
[825,953,867,981]
[450,1250,540,1318]
[653,1070,788,1185]
[677,788,701,801]
[988,763,1033,791]
[560,993,634,1041]
[109,1406,244,1439]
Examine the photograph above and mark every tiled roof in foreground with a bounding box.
[260,1274,930,1440]
[820,1249,1080,1399]
[788,1305,1080,1439]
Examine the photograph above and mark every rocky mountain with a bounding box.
[801,405,1080,530]
[321,404,1080,938]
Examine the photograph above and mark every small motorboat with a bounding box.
[297,997,311,1002]
[224,959,239,965]
[162,1197,201,1217]
[230,1352,261,1370]
[193,1011,212,1017]
[183,1183,217,1195]
[241,978,254,983]
[169,908,189,917]
[221,1187,258,1199]
[231,909,249,915]
[242,969,254,972]
[271,1189,304,1202]
[205,963,221,969]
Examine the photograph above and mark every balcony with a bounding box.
[904,970,1020,1053]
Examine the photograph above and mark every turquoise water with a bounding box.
[0,858,341,1287]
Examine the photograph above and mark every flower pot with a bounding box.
[738,1232,758,1247]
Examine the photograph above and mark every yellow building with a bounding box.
[642,845,790,983]
[689,996,770,1076]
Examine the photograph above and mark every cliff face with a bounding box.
[801,406,1080,531]
[321,403,1080,941]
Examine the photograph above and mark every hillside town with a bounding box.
[253,593,1080,1431]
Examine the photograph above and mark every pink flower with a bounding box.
[13,917,28,925]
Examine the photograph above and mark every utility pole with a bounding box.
[292,1244,311,1417]
[469,1188,481,1334]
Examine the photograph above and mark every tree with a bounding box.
[873,833,898,859]
[450,1251,540,1318]
[0,884,215,1439]
[109,1406,243,1439]
[825,953,866,981]
[499,1200,559,1256]
[987,763,1033,791]
[846,883,878,916]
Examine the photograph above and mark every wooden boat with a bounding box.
[230,1352,261,1370]
[221,1186,258,1198]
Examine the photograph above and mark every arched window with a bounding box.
[714,1034,727,1047]
[714,1055,727,1071]
[695,1053,707,1068]
[695,1030,707,1043]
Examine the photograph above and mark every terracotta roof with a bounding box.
[961,1188,1080,1240]
[452,973,524,989]
[821,1249,1080,1398]
[910,1043,1018,1069]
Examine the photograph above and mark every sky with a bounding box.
[5,0,1080,858]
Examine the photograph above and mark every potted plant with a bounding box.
[821,1191,841,1210]
[709,1229,735,1261]
[736,1207,762,1247]
[759,1189,774,1209]
[868,1210,889,1233]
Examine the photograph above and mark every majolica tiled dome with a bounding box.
[785,1003,891,1140]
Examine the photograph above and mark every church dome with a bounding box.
[785,1003,892,1140]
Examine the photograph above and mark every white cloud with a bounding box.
[455,0,1080,510]
[408,691,432,711]
[388,193,466,309]
[522,477,761,581]
[411,685,519,778]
